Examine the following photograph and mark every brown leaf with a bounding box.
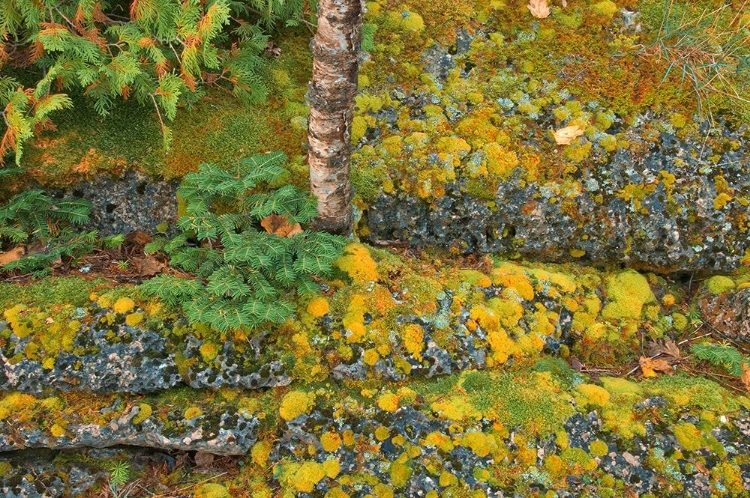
[126,230,153,247]
[528,0,551,19]
[261,214,302,238]
[663,339,681,358]
[134,254,165,277]
[639,356,673,378]
[0,246,25,266]
[741,363,750,393]
[649,339,681,359]
[194,451,215,468]
[553,124,585,145]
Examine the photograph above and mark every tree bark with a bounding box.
[307,0,363,235]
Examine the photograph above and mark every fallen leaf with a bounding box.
[261,214,302,238]
[663,339,681,358]
[741,363,750,393]
[553,124,585,145]
[562,0,568,7]
[648,339,681,359]
[126,230,153,247]
[194,451,215,467]
[695,461,710,475]
[639,356,673,378]
[528,0,551,19]
[134,254,165,277]
[0,246,25,266]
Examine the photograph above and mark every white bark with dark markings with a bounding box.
[307,0,363,235]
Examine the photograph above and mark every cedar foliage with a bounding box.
[0,0,307,164]
[139,151,345,332]
[690,343,748,377]
[0,190,100,275]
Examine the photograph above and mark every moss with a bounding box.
[575,383,611,408]
[590,1,618,20]
[399,11,425,32]
[589,439,609,457]
[601,270,656,320]
[0,392,37,422]
[0,277,108,310]
[132,403,152,424]
[673,422,703,452]
[279,391,314,421]
[705,275,735,295]
[193,483,230,498]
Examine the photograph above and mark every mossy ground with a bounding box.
[2,0,749,496]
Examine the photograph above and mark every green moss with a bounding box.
[648,374,745,412]
[0,277,108,310]
[601,270,656,320]
[590,1,618,20]
[132,403,153,424]
[705,275,735,295]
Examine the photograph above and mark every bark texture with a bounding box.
[307,0,363,235]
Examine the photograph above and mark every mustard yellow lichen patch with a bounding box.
[487,297,524,328]
[252,440,272,467]
[184,407,203,419]
[193,483,230,498]
[460,431,497,458]
[294,462,326,493]
[322,458,340,479]
[470,304,500,332]
[112,297,136,314]
[377,391,401,412]
[50,423,66,438]
[705,275,735,295]
[431,396,481,422]
[491,264,534,300]
[321,431,342,452]
[125,312,144,327]
[458,269,492,288]
[280,391,315,421]
[132,403,152,424]
[486,328,515,365]
[389,455,412,488]
[335,243,378,283]
[402,324,425,360]
[422,431,455,452]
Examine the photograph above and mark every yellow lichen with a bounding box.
[402,324,425,360]
[251,440,272,467]
[279,391,315,421]
[125,312,144,327]
[460,432,496,458]
[50,423,66,438]
[184,407,203,419]
[294,462,326,493]
[321,432,342,452]
[307,297,330,318]
[390,455,412,488]
[377,391,401,413]
[335,243,378,284]
[193,483,230,498]
[112,297,136,314]
[323,458,341,479]
[132,403,152,424]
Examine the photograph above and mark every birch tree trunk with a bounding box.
[306,0,363,235]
